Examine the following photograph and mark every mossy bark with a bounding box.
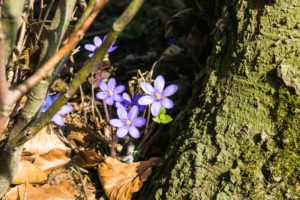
[142,0,300,199]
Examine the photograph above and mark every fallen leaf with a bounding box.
[12,161,48,184]
[12,126,71,184]
[33,149,71,173]
[67,130,85,145]
[74,149,104,168]
[3,181,75,200]
[23,126,69,155]
[98,157,160,200]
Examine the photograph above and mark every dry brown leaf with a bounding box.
[33,149,71,173]
[74,149,104,168]
[98,157,160,200]
[12,161,48,184]
[67,130,85,145]
[3,181,75,200]
[12,126,71,184]
[23,126,69,155]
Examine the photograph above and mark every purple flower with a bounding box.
[96,78,125,105]
[115,93,146,112]
[138,75,178,116]
[84,35,118,57]
[110,106,146,139]
[40,93,73,126]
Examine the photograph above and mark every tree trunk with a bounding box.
[141,0,300,199]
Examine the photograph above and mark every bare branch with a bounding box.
[11,0,108,104]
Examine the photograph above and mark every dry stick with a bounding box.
[80,85,88,124]
[0,24,10,135]
[102,100,115,156]
[35,0,54,47]
[11,0,107,105]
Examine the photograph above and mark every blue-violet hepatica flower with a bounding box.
[115,93,146,112]
[138,75,178,116]
[40,93,73,126]
[96,78,125,105]
[110,106,146,139]
[84,35,118,57]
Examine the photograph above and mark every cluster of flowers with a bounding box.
[96,75,178,139]
[40,36,178,140]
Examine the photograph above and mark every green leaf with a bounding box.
[159,107,167,115]
[153,116,161,123]
[160,114,173,124]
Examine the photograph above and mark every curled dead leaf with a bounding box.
[74,149,104,168]
[98,157,160,200]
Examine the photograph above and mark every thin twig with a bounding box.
[35,0,54,47]
[80,86,88,124]
[102,100,115,156]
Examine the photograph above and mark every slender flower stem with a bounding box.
[102,101,115,156]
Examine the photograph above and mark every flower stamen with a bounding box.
[155,93,161,99]
[108,90,113,96]
[125,119,132,125]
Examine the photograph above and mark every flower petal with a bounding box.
[110,119,124,127]
[88,53,94,58]
[138,96,154,105]
[154,75,165,92]
[122,93,131,102]
[132,94,141,105]
[163,84,178,97]
[96,92,107,100]
[140,82,154,94]
[51,114,65,126]
[114,85,125,93]
[99,81,108,92]
[40,96,53,112]
[58,104,73,115]
[107,45,118,53]
[129,126,140,139]
[93,36,102,47]
[161,98,174,109]
[115,102,125,109]
[138,105,146,112]
[116,127,128,138]
[52,93,61,102]
[117,107,128,120]
[105,96,114,105]
[107,78,116,90]
[113,93,123,102]
[132,117,146,127]
[151,101,161,116]
[112,94,123,102]
[84,44,96,52]
[128,105,138,120]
